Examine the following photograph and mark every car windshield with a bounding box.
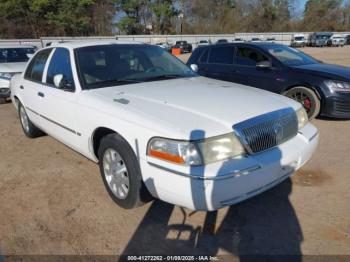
[199,41,208,43]
[267,45,318,66]
[294,37,304,41]
[75,44,196,89]
[0,48,34,63]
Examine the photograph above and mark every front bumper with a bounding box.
[0,78,10,98]
[141,123,319,211]
[322,94,350,118]
[0,87,10,98]
[292,42,305,47]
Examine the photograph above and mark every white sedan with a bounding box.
[10,41,319,210]
[0,45,37,101]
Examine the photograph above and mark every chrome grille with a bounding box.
[233,108,298,154]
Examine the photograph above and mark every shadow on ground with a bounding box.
[121,179,302,259]
[121,129,303,260]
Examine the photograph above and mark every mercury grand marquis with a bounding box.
[10,41,319,210]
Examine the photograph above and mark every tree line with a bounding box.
[0,0,349,39]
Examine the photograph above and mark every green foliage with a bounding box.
[0,0,116,38]
[0,0,349,38]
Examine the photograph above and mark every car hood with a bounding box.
[291,63,350,81]
[0,62,27,73]
[85,77,300,139]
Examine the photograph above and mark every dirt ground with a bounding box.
[0,46,350,259]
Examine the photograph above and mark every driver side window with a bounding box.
[235,47,269,67]
[46,48,75,91]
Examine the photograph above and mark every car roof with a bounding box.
[202,42,283,48]
[49,40,144,49]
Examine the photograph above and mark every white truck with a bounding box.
[291,34,306,48]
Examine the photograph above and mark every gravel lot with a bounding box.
[0,46,350,259]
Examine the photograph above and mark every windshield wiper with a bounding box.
[143,74,186,82]
[99,78,143,85]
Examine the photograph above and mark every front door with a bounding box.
[39,47,80,151]
[232,46,283,93]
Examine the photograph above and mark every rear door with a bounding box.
[200,45,235,81]
[21,48,52,127]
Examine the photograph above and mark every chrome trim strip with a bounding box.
[40,114,77,135]
[147,162,261,180]
[26,106,81,136]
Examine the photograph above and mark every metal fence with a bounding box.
[1,32,350,49]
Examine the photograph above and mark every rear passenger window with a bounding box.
[199,49,209,63]
[208,46,234,64]
[46,48,75,90]
[25,49,52,82]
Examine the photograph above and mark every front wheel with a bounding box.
[98,133,152,209]
[284,87,321,119]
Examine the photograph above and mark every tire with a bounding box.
[284,87,321,119]
[18,102,45,138]
[98,133,152,209]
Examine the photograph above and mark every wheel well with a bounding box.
[283,85,322,100]
[13,96,20,110]
[92,127,117,159]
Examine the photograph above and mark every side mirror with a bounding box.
[256,61,272,69]
[53,74,74,91]
[53,74,64,88]
[190,64,198,73]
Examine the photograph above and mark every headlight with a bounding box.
[0,72,13,80]
[296,107,308,129]
[147,133,246,166]
[324,80,350,93]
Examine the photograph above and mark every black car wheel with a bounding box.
[285,86,321,119]
[98,133,152,209]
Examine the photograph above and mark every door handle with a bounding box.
[20,85,24,90]
[37,92,45,98]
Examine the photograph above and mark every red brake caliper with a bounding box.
[303,98,312,112]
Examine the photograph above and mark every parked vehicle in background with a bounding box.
[345,35,350,45]
[216,39,228,44]
[266,38,276,43]
[308,32,332,47]
[291,34,306,47]
[187,42,350,119]
[330,35,345,47]
[251,37,262,42]
[173,41,192,53]
[0,45,37,102]
[10,41,318,211]
[197,40,210,47]
[156,42,172,52]
[233,38,244,43]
